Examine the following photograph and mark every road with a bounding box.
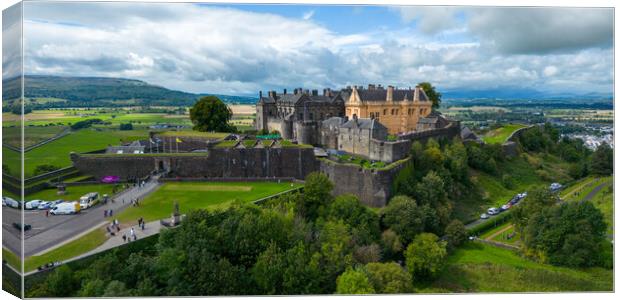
[2,176,161,258]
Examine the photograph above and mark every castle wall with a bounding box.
[399,121,461,144]
[369,139,411,163]
[319,158,407,207]
[71,148,319,181]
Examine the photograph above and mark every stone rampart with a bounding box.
[319,158,408,207]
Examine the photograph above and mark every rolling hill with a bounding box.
[2,75,258,107]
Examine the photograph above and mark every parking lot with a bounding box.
[2,178,160,257]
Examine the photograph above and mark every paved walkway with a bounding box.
[24,219,166,276]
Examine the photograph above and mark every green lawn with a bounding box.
[482,124,527,144]
[2,248,21,271]
[24,228,107,272]
[423,242,613,292]
[562,176,612,202]
[479,222,520,246]
[4,129,151,177]
[115,181,302,224]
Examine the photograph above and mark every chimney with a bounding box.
[323,88,327,96]
[368,84,375,90]
[387,85,394,102]
[304,89,309,95]
[312,89,318,96]
[259,90,263,98]
[378,84,383,90]
[283,88,287,94]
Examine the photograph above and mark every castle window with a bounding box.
[383,109,387,115]
[299,113,304,120]
[309,113,314,120]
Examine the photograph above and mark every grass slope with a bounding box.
[115,181,302,224]
[24,228,107,272]
[423,243,612,292]
[482,124,526,144]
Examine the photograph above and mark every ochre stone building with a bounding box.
[344,84,433,134]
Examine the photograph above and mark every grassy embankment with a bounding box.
[481,123,527,144]
[423,242,613,292]
[115,181,302,224]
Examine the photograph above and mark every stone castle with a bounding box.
[70,84,471,207]
[256,84,433,144]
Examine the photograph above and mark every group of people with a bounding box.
[131,198,141,207]
[137,217,145,230]
[122,227,138,243]
[103,209,114,217]
[106,219,121,236]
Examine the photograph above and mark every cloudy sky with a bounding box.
[4,2,614,97]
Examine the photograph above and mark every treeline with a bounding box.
[28,172,468,297]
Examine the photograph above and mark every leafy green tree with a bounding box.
[41,265,79,297]
[252,243,286,294]
[281,242,323,294]
[381,195,426,244]
[365,262,413,293]
[590,143,613,175]
[444,220,468,250]
[103,281,131,297]
[380,229,404,260]
[418,82,442,109]
[189,95,236,132]
[298,172,334,220]
[413,171,451,234]
[512,187,558,232]
[323,194,380,245]
[78,279,107,297]
[523,201,607,267]
[404,233,447,281]
[336,268,375,294]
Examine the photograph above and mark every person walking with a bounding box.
[104,210,108,218]
[122,234,127,243]
[45,210,49,217]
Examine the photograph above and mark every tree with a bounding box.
[189,96,236,132]
[252,243,286,294]
[297,172,334,220]
[381,195,426,244]
[380,229,404,260]
[41,265,79,297]
[522,201,607,267]
[365,262,413,293]
[336,268,375,294]
[418,82,442,109]
[444,220,467,250]
[511,187,558,232]
[404,233,447,281]
[33,164,61,176]
[323,194,380,245]
[590,143,613,175]
[102,281,131,297]
[119,123,133,130]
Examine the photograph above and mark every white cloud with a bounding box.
[302,10,314,20]
[16,2,614,97]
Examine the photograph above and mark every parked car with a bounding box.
[50,202,81,215]
[25,200,43,210]
[487,207,500,215]
[38,201,52,210]
[480,213,490,219]
[50,200,64,208]
[501,204,511,211]
[3,197,19,208]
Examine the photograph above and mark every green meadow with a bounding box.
[115,181,302,224]
[424,243,613,292]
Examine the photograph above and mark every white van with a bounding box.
[487,207,500,215]
[50,202,81,215]
[79,192,100,209]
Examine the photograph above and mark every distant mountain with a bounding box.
[442,87,612,101]
[2,75,258,107]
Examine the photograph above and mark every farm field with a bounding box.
[3,129,151,178]
[423,242,613,292]
[481,123,527,144]
[115,181,302,224]
[3,125,68,148]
